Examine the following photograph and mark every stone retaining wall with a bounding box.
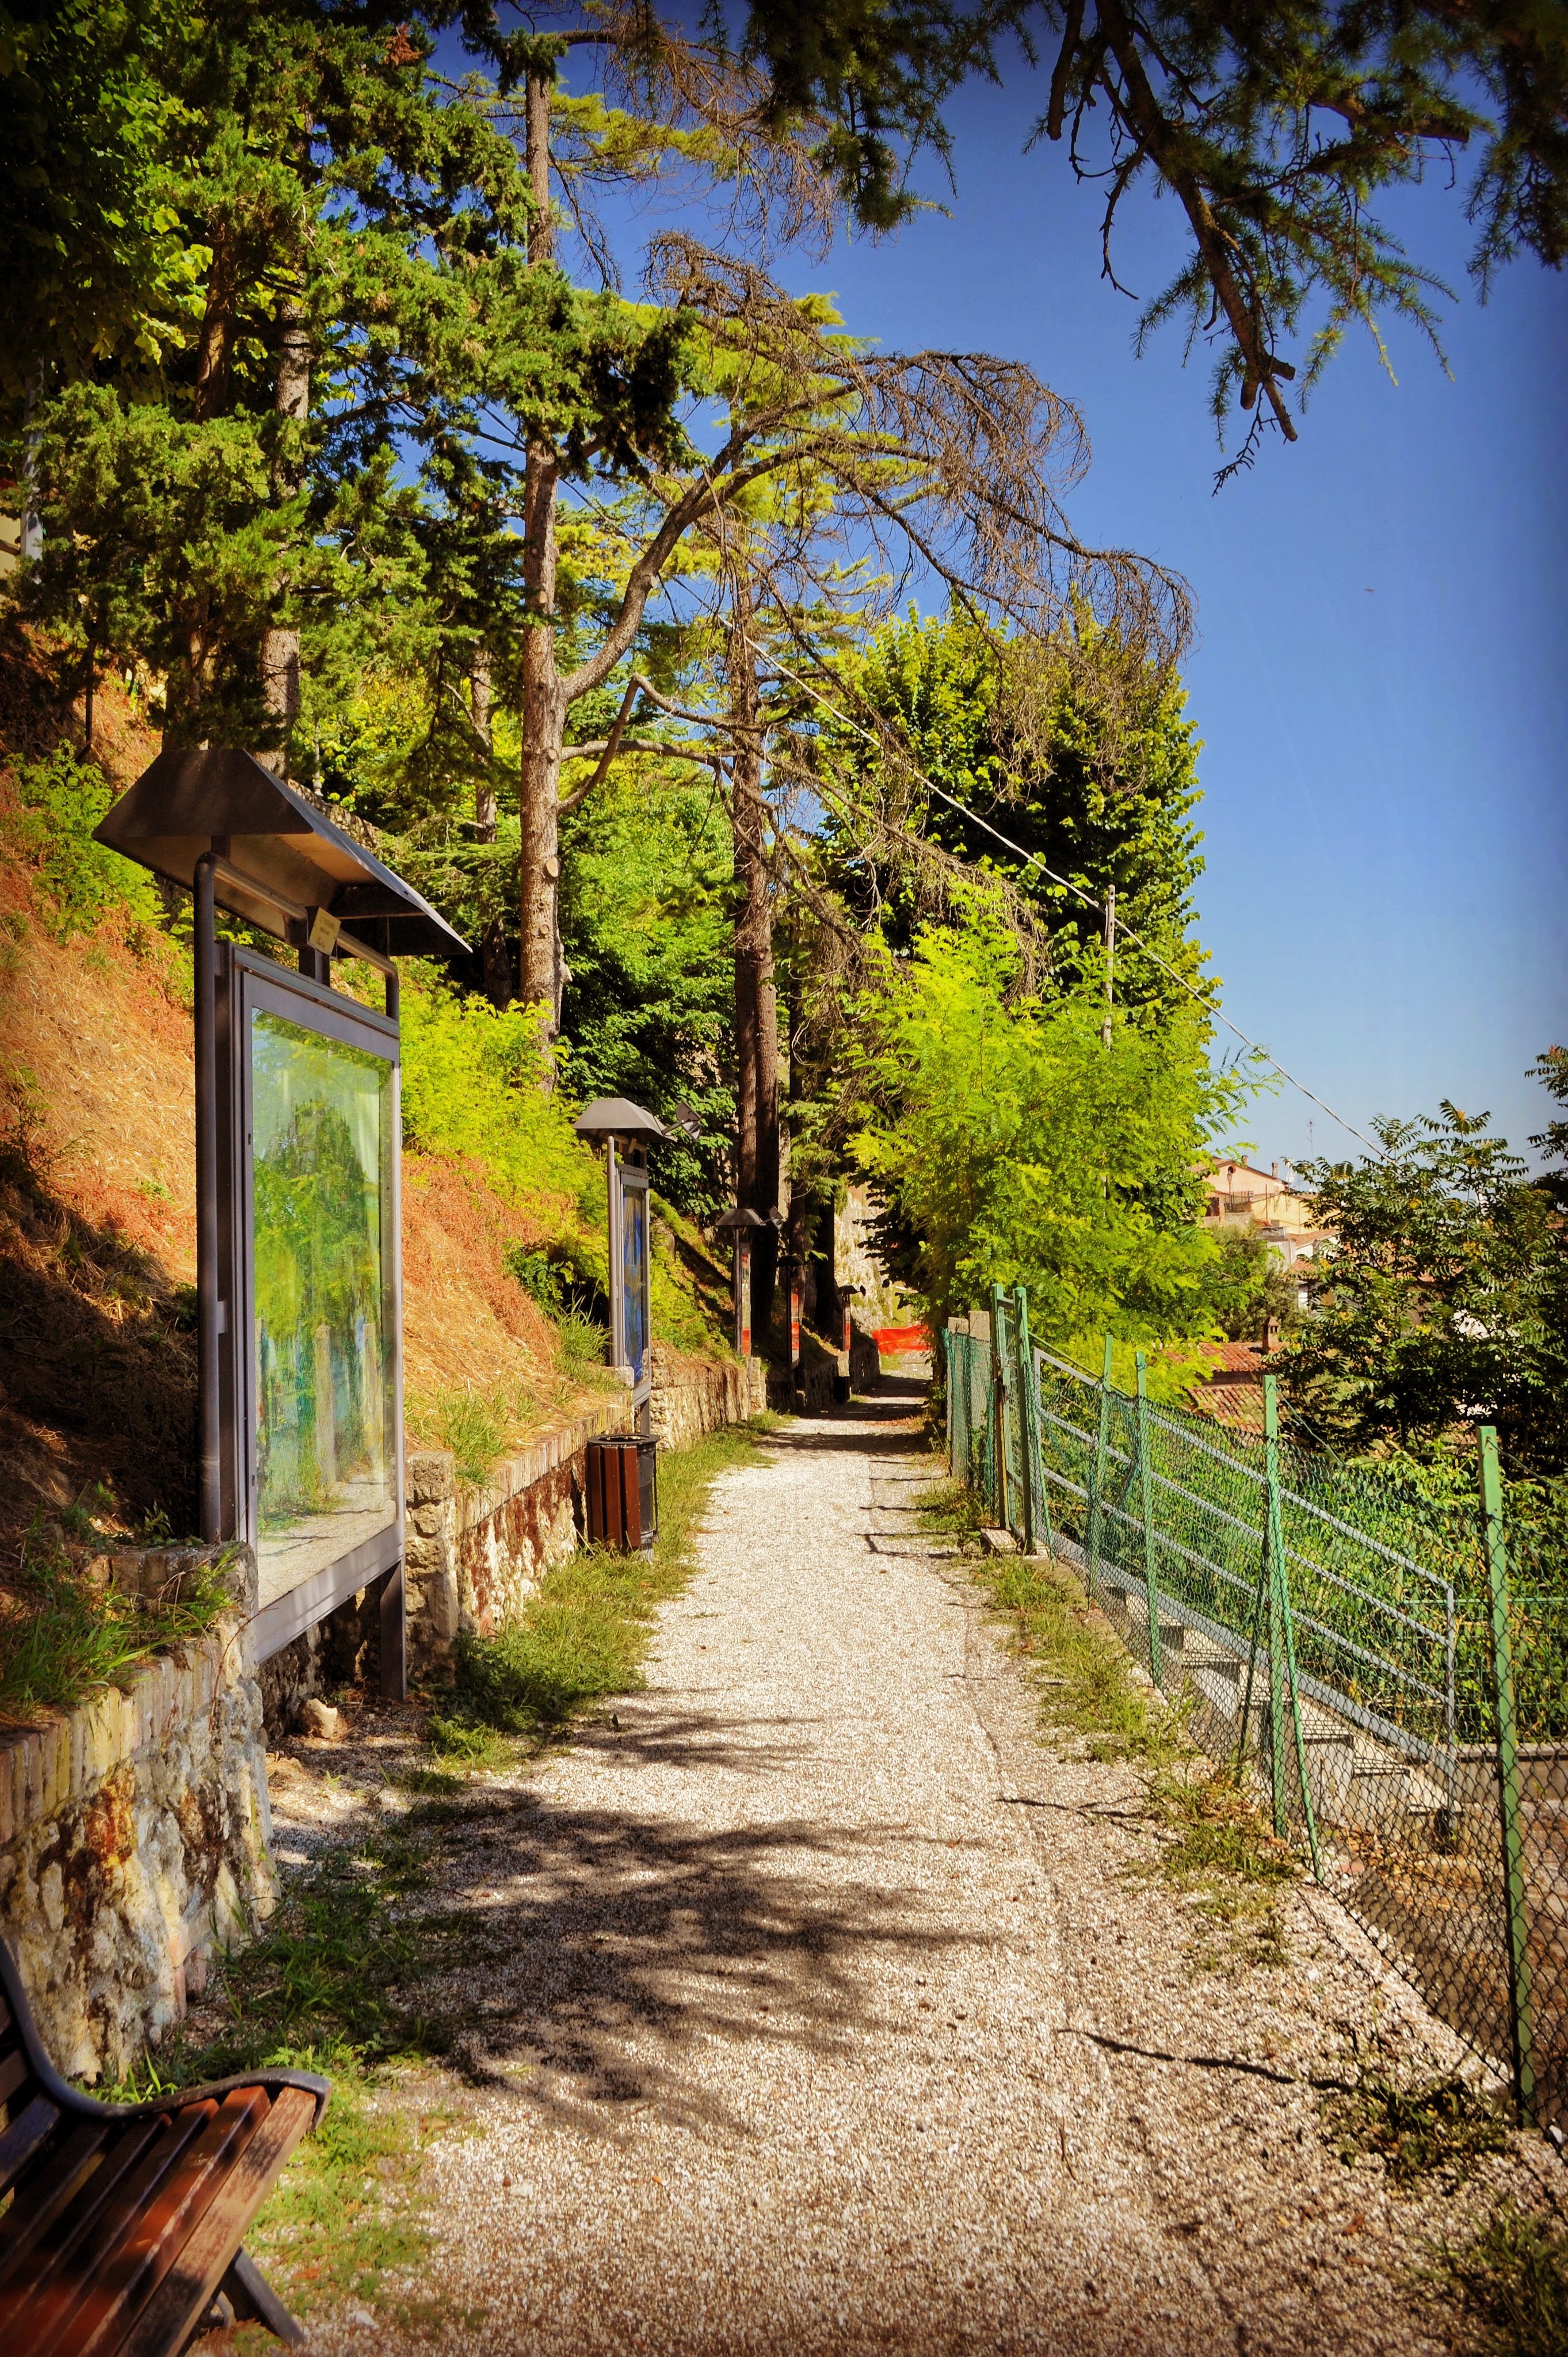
[0,1544,274,2083]
[402,1357,770,1677]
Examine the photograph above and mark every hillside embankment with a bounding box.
[0,634,737,1576]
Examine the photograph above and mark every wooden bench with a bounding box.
[0,1940,328,2354]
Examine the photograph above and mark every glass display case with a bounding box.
[221,950,403,1660]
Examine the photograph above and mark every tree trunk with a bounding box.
[728,562,781,1347]
[472,645,496,840]
[473,643,513,1003]
[258,295,310,776]
[517,63,568,1042]
[164,227,239,747]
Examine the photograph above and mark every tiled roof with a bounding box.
[1188,1339,1268,1433]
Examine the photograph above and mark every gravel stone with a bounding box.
[284,1397,1555,2355]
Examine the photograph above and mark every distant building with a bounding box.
[1204,1157,1333,1312]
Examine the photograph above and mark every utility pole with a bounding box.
[1101,883,1116,1047]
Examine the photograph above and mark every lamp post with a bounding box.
[571,1097,670,1435]
[712,1206,765,1357]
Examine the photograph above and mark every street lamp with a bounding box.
[712,1206,765,1357]
[571,1097,670,1432]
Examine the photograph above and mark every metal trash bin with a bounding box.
[585,1433,659,1551]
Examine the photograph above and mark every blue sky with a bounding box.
[720,75,1567,1175]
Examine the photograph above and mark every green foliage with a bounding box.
[8,748,176,955]
[848,887,1252,1367]
[1204,1222,1304,1345]
[1278,1077,1568,1478]
[726,0,1567,462]
[0,1534,235,1718]
[558,759,737,1214]
[398,975,594,1207]
[505,1234,608,1325]
[0,0,203,418]
[1426,2200,1568,2357]
[827,609,1207,999]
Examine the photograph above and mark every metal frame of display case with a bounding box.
[217,945,406,1674]
[573,1099,669,1437]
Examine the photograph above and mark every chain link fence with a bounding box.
[941,1293,1568,2131]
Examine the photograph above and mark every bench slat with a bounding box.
[0,2123,115,2297]
[0,2044,36,2112]
[115,2090,316,2357]
[2,2112,197,2352]
[0,2095,62,2199]
[54,2089,268,2357]
[2,2121,184,2357]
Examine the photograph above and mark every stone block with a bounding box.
[406,1448,456,1506]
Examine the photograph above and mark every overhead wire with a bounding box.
[747,636,1388,1162]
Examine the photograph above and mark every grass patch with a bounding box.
[1141,1759,1298,1972]
[970,1546,1177,1765]
[0,1530,238,1719]
[928,1471,1298,1971]
[451,1414,779,1735]
[422,1385,511,1490]
[1425,2200,1568,2355]
[1320,2067,1510,2192]
[113,1801,499,2340]
[915,1475,989,1551]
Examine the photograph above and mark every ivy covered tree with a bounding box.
[819,607,1208,1005]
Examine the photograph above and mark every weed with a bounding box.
[426,1713,512,1768]
[945,1485,1296,1973]
[0,1540,235,1718]
[167,1858,470,2077]
[558,1306,615,1382]
[915,1477,989,1553]
[421,1385,510,1490]
[970,1542,1178,1764]
[1139,1760,1296,1973]
[1321,2066,1509,2192]
[1424,2199,1568,2355]
[56,1480,116,1541]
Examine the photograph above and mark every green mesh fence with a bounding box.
[941,1299,1568,2130]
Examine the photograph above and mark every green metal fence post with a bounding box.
[1481,1424,1536,2127]
[1015,1289,1036,1557]
[1262,1376,1288,1836]
[989,1283,1010,1531]
[1086,1336,1114,1600]
[1134,1353,1162,1689]
[1265,1376,1322,1881]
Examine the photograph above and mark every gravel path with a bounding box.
[293,1397,1555,2355]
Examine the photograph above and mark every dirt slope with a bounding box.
[0,648,730,1561]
